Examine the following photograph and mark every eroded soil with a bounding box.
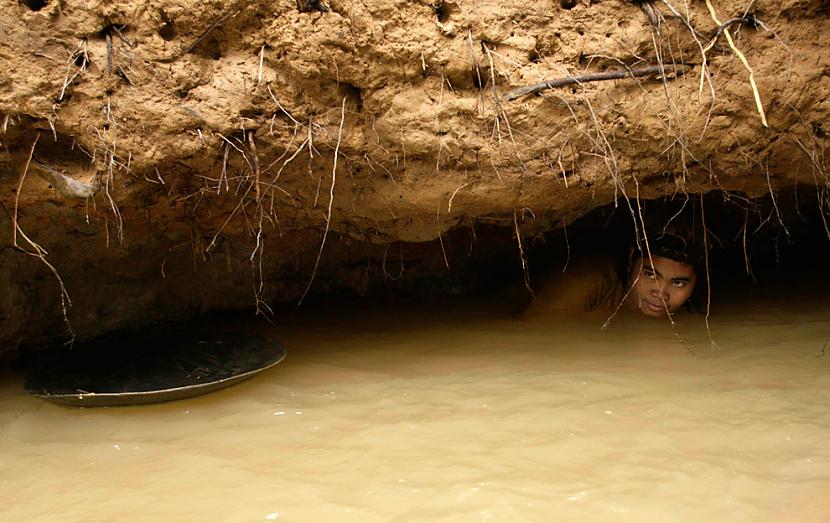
[1,0,828,355]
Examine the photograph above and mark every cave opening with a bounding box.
[523,186,830,311]
[276,184,830,319]
[7,185,830,369]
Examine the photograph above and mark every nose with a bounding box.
[651,281,669,299]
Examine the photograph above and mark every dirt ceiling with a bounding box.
[1,0,828,357]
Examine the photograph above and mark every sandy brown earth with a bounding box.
[1,0,828,357]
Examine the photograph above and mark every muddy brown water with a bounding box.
[1,289,830,522]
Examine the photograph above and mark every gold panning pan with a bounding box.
[25,333,285,407]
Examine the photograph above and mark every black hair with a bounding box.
[626,231,707,314]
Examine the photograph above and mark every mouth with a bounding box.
[643,300,666,314]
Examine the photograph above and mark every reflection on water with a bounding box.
[1,293,830,522]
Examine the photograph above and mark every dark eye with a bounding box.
[643,269,655,279]
[672,280,687,288]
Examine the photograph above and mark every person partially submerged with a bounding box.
[524,232,701,321]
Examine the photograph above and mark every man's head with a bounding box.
[625,233,698,318]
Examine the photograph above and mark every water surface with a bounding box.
[2,293,829,522]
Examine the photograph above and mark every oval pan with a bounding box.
[25,334,285,407]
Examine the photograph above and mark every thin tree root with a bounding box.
[483,44,525,172]
[513,208,533,298]
[59,40,89,101]
[703,0,768,128]
[12,135,75,344]
[13,135,39,248]
[298,97,347,306]
[699,193,717,348]
[503,64,690,101]
[437,198,449,268]
[447,182,469,214]
[248,130,262,202]
[184,8,241,54]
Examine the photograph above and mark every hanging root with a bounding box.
[12,135,39,249]
[740,208,756,282]
[382,243,405,280]
[59,40,89,101]
[792,134,830,242]
[257,45,266,84]
[297,96,347,306]
[12,135,75,344]
[250,210,275,320]
[634,185,681,337]
[248,130,262,202]
[466,29,484,114]
[699,193,716,348]
[703,0,768,128]
[482,43,525,172]
[104,150,124,245]
[437,198,449,268]
[513,208,533,298]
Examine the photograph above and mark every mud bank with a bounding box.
[1,0,829,357]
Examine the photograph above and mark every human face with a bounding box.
[626,255,697,317]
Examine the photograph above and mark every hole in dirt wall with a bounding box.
[526,186,830,306]
[289,186,830,312]
[158,10,177,41]
[19,0,47,11]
